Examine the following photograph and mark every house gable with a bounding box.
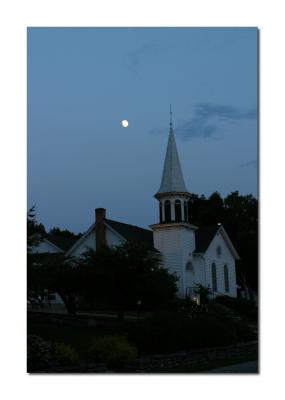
[31,237,64,254]
[66,222,126,257]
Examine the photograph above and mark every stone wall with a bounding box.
[122,341,258,372]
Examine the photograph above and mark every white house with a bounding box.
[31,118,239,301]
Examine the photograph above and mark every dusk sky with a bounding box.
[27,27,257,233]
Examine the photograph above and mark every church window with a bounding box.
[164,200,171,223]
[216,245,222,258]
[184,201,188,222]
[175,200,182,222]
[186,261,193,271]
[187,200,191,221]
[211,262,217,292]
[159,202,162,223]
[224,264,229,292]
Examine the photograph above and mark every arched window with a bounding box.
[211,262,217,292]
[187,200,191,221]
[184,201,188,222]
[159,202,162,223]
[224,264,229,292]
[164,200,171,223]
[186,261,193,271]
[175,200,182,222]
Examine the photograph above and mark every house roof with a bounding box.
[105,219,156,251]
[156,127,189,195]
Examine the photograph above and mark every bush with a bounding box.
[215,296,257,320]
[89,335,137,369]
[27,335,54,372]
[232,320,256,342]
[54,343,80,366]
[128,305,257,354]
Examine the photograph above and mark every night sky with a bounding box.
[27,27,257,233]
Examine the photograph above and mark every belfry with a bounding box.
[150,107,199,297]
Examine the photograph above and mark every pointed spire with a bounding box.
[156,111,189,194]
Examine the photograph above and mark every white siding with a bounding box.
[153,225,196,297]
[69,225,125,257]
[105,227,125,247]
[204,231,237,297]
[31,240,62,254]
[69,228,96,257]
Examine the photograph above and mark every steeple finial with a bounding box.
[170,104,173,127]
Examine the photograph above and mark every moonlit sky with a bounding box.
[27,27,257,233]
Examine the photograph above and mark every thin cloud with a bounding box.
[125,40,170,75]
[239,160,257,168]
[161,103,257,140]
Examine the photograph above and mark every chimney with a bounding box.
[95,208,106,250]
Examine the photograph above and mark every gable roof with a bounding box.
[66,219,158,256]
[193,224,240,260]
[105,219,155,250]
[194,225,220,253]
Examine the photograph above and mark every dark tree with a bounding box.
[76,242,178,316]
[49,227,82,239]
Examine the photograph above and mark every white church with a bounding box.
[32,118,239,301]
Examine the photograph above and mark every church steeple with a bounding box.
[154,108,191,224]
[156,122,189,195]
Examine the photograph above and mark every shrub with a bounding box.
[89,335,137,369]
[232,320,256,342]
[54,343,80,366]
[128,308,252,354]
[27,334,54,372]
[215,296,257,320]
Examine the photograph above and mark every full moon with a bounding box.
[121,119,129,128]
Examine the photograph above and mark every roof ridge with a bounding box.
[105,218,152,232]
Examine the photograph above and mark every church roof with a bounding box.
[156,126,189,195]
[105,219,156,251]
[194,225,220,253]
[193,224,240,259]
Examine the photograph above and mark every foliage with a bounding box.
[27,206,46,253]
[27,253,79,315]
[128,301,256,354]
[89,335,137,369]
[128,309,240,354]
[215,295,258,320]
[27,334,80,371]
[54,343,80,366]
[76,242,178,314]
[49,227,82,239]
[27,334,54,372]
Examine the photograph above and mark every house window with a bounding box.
[216,245,222,258]
[164,200,171,223]
[211,262,217,292]
[224,264,229,292]
[175,200,182,222]
[184,201,188,222]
